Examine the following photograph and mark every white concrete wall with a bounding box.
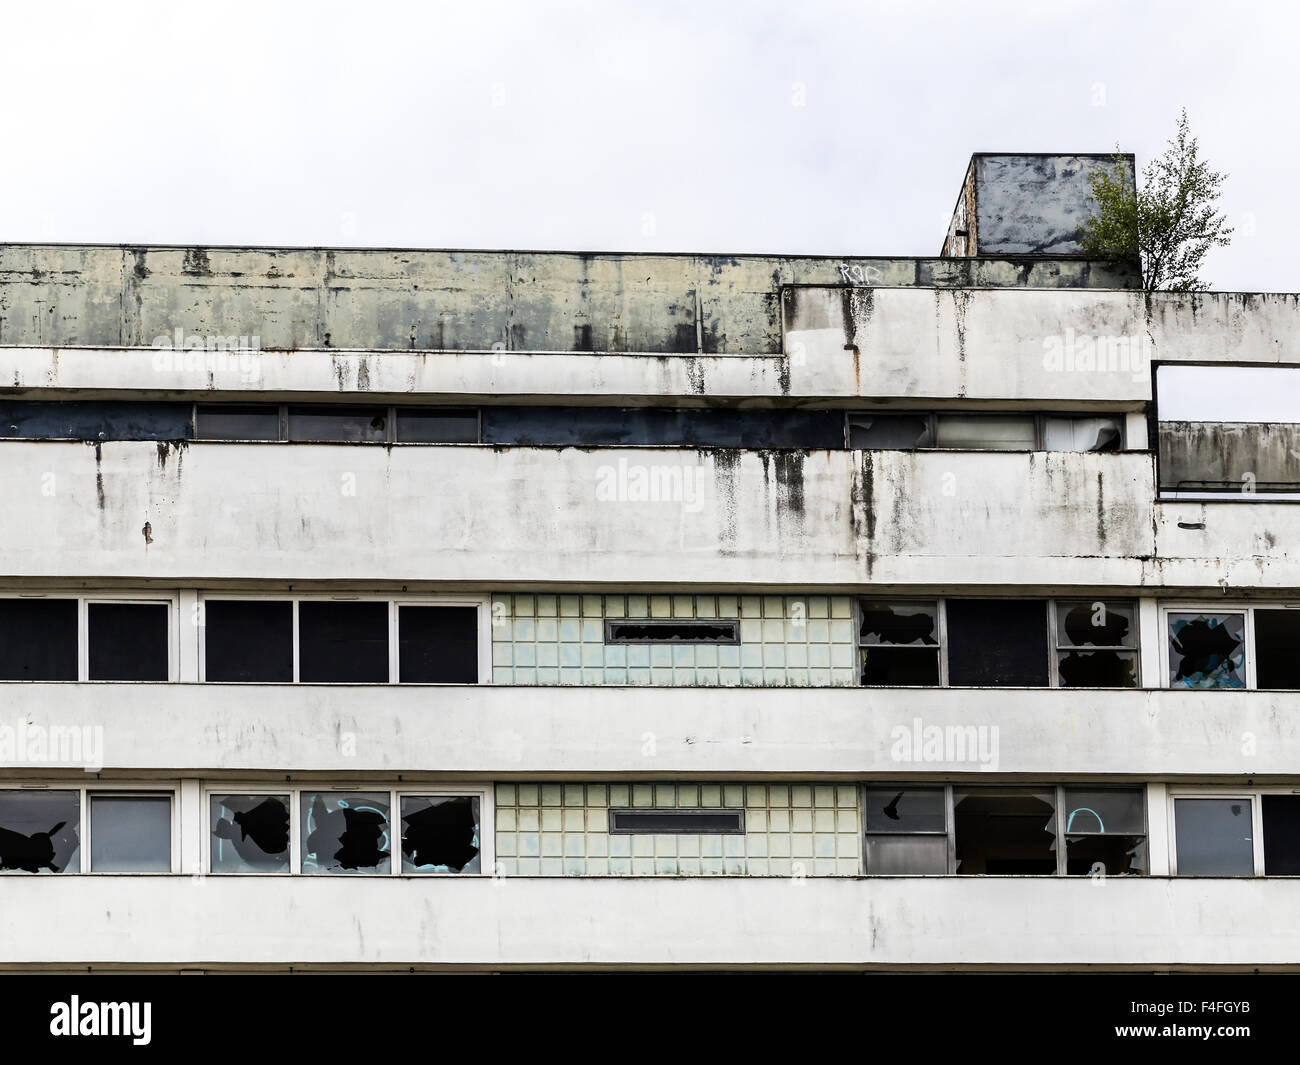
[3,684,1295,777]
[1,875,1295,969]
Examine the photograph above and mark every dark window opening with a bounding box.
[863,787,947,875]
[954,789,1056,874]
[298,601,389,683]
[1175,798,1254,875]
[210,794,290,873]
[1167,612,1246,689]
[204,600,293,682]
[1055,599,1139,687]
[87,602,169,681]
[398,606,478,683]
[946,600,1049,687]
[847,413,933,450]
[287,406,387,443]
[1061,789,1146,876]
[301,792,390,874]
[0,791,80,874]
[1262,795,1300,876]
[401,796,481,873]
[604,620,740,645]
[195,404,280,441]
[609,810,745,834]
[396,408,480,443]
[0,598,78,680]
[0,400,191,441]
[89,794,171,872]
[1254,610,1300,690]
[858,601,940,686]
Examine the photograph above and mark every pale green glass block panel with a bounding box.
[537,643,559,668]
[605,596,626,618]
[678,858,702,875]
[540,858,565,875]
[558,620,581,644]
[608,834,631,857]
[496,834,517,857]
[829,619,855,645]
[717,596,739,618]
[814,810,836,833]
[516,857,541,874]
[562,858,585,875]
[541,809,562,831]
[747,836,769,857]
[791,785,813,807]
[695,598,718,619]
[837,810,858,832]
[671,645,696,668]
[792,834,816,858]
[786,643,809,669]
[540,784,563,807]
[741,669,764,685]
[830,668,857,686]
[514,668,537,684]
[769,809,791,832]
[695,644,719,668]
[563,811,585,833]
[701,835,723,858]
[492,593,514,615]
[585,785,608,806]
[740,644,763,668]
[632,835,655,858]
[700,785,722,807]
[587,858,610,875]
[492,668,514,684]
[677,835,700,857]
[724,835,746,857]
[745,786,767,807]
[806,619,830,643]
[654,784,675,808]
[717,669,742,686]
[762,669,788,685]
[627,595,649,618]
[769,835,792,858]
[837,858,861,875]
[718,645,741,668]
[496,783,516,805]
[581,595,602,617]
[514,643,537,667]
[519,834,540,857]
[610,857,633,875]
[672,595,694,617]
[558,667,583,685]
[814,786,835,807]
[560,595,581,616]
[563,784,583,807]
[581,619,603,643]
[701,857,725,875]
[831,598,852,618]
[536,668,561,684]
[632,858,656,875]
[649,645,672,668]
[608,784,630,807]
[536,595,557,617]
[541,833,563,857]
[513,594,535,617]
[654,835,677,857]
[497,807,517,831]
[631,784,654,808]
[536,618,558,641]
[762,644,785,667]
[748,859,770,875]
[725,858,746,875]
[836,785,857,807]
[723,785,744,808]
[492,643,513,666]
[650,668,675,685]
[739,620,762,645]
[748,810,768,832]
[650,595,672,618]
[497,858,519,875]
[606,669,629,684]
[740,596,762,617]
[673,667,697,685]
[588,809,608,832]
[809,597,829,619]
[564,835,585,857]
[628,668,652,684]
[769,785,789,806]
[604,644,627,667]
[696,669,719,686]
[813,858,839,875]
[763,596,784,618]
[837,833,862,857]
[808,669,831,685]
[517,784,540,806]
[784,618,810,643]
[627,645,651,668]
[588,834,608,857]
[519,809,539,832]
[792,810,814,832]
[674,785,697,809]
[581,644,604,668]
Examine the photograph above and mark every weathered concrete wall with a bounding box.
[1159,421,1300,491]
[0,245,1139,353]
[940,158,977,257]
[2,876,1297,969]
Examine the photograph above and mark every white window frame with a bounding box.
[1159,603,1256,690]
[1166,788,1265,876]
[196,593,491,685]
[200,782,494,876]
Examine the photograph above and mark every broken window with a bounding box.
[862,787,948,874]
[287,405,388,442]
[203,600,294,682]
[0,598,78,680]
[1262,795,1300,876]
[609,809,745,833]
[857,601,940,685]
[0,790,80,874]
[87,602,169,681]
[1042,415,1124,452]
[1061,788,1146,875]
[954,788,1057,874]
[400,795,481,873]
[398,605,479,683]
[1174,798,1254,875]
[1167,612,1246,689]
[89,793,172,872]
[1053,599,1138,688]
[846,413,933,450]
[935,414,1036,450]
[395,408,480,443]
[945,599,1049,687]
[301,792,391,874]
[194,404,280,441]
[604,619,740,644]
[1254,609,1300,690]
[298,601,390,683]
[210,794,291,873]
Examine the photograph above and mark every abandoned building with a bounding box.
[0,152,1298,971]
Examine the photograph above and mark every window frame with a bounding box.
[1160,603,1258,690]
[192,403,482,445]
[201,783,494,876]
[1167,788,1265,876]
[845,411,1127,452]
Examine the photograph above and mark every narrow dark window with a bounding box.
[0,599,78,680]
[89,794,172,872]
[604,619,740,644]
[210,794,291,873]
[1254,609,1300,690]
[609,809,745,834]
[204,600,293,682]
[287,406,387,442]
[195,404,280,441]
[87,602,169,681]
[1262,795,1300,875]
[945,600,1049,687]
[395,408,479,443]
[298,601,389,683]
[0,790,80,874]
[398,606,478,683]
[858,601,940,685]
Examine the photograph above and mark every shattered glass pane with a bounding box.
[90,794,171,872]
[401,796,481,873]
[210,794,291,873]
[1167,612,1246,689]
[863,787,946,832]
[1065,835,1147,875]
[1175,798,1254,875]
[858,601,939,646]
[301,792,391,874]
[0,790,80,874]
[1055,600,1136,647]
[1043,415,1124,452]
[846,413,933,450]
[1062,789,1144,835]
[1056,650,1138,687]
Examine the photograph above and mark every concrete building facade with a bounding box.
[1,153,1297,971]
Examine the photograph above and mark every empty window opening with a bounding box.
[287,406,387,443]
[609,809,745,834]
[1054,599,1138,688]
[935,414,1036,451]
[398,606,479,683]
[945,600,1049,687]
[1262,795,1300,876]
[210,794,291,873]
[604,620,740,645]
[395,408,480,443]
[858,601,940,686]
[1174,797,1254,875]
[0,400,191,441]
[1061,788,1146,875]
[1167,612,1245,689]
[89,794,172,873]
[1254,609,1300,690]
[1042,415,1123,452]
[87,602,169,681]
[954,788,1057,874]
[194,404,280,441]
[847,413,933,450]
[400,796,481,873]
[301,792,391,874]
[0,790,80,874]
[0,598,77,680]
[298,601,389,683]
[203,600,293,682]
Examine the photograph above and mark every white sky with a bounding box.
[1,0,1295,293]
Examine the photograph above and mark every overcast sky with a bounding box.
[2,0,1294,293]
